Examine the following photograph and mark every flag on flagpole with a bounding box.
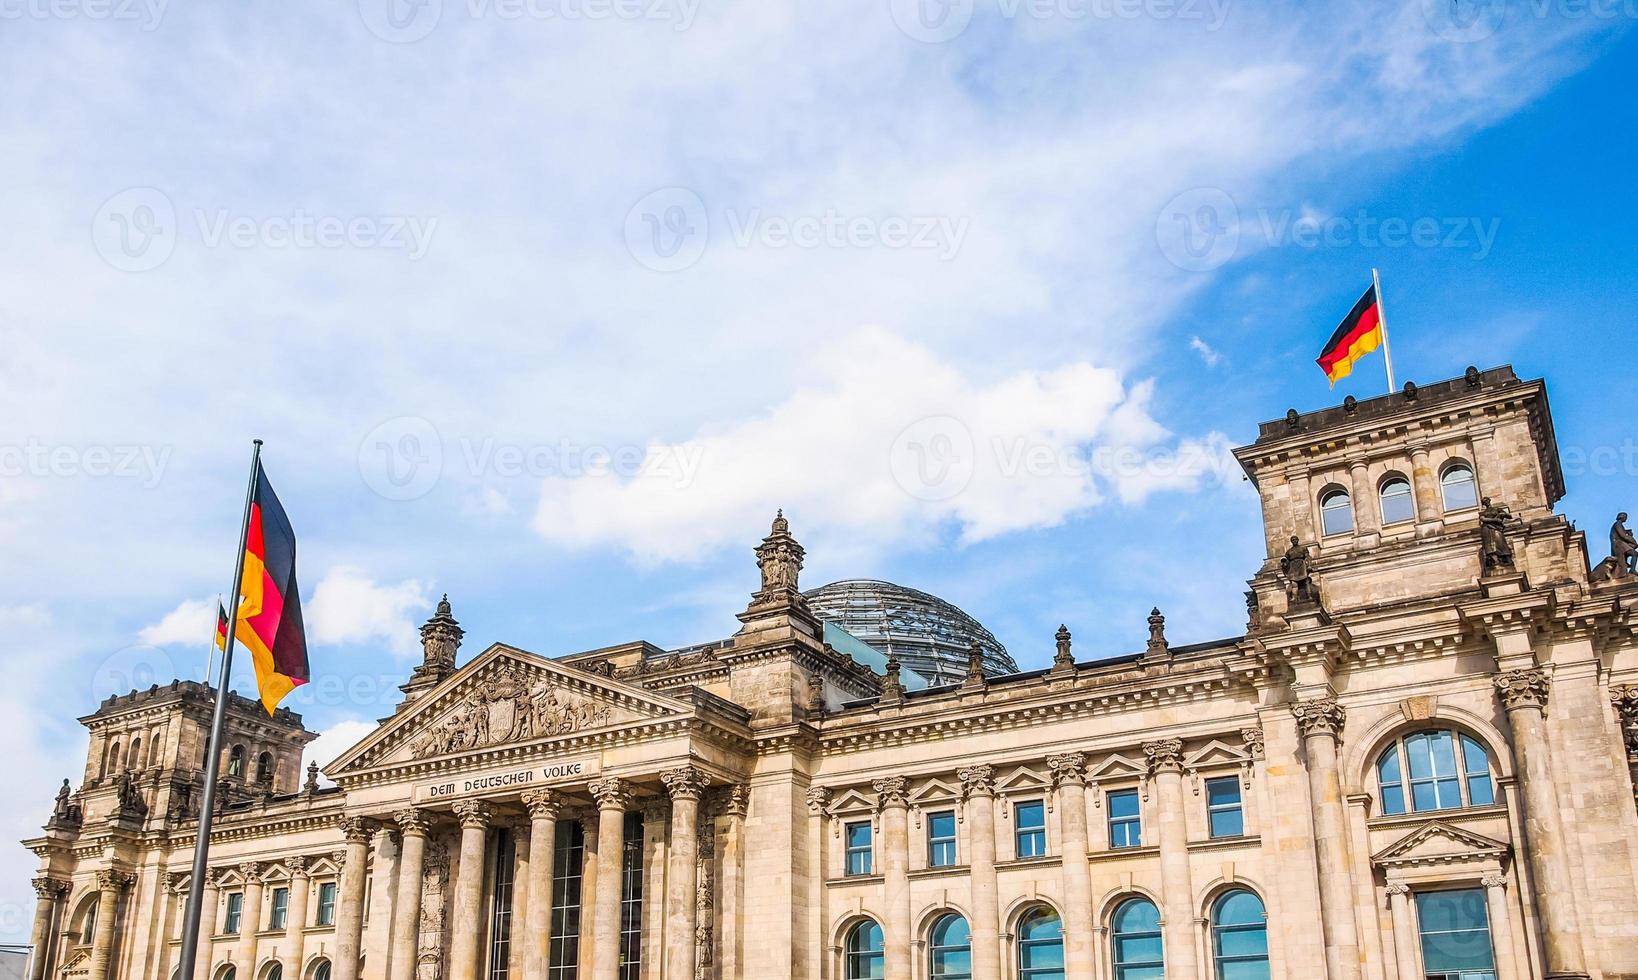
[1317,282,1385,386]
[230,466,310,714]
[214,600,229,651]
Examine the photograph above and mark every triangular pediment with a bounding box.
[328,643,695,777]
[909,777,961,806]
[1086,753,1146,781]
[1184,739,1250,769]
[1372,819,1508,869]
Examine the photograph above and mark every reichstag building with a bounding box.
[21,365,1638,980]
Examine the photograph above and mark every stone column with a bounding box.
[1047,753,1096,978]
[283,858,311,980]
[661,766,709,980]
[194,869,221,980]
[85,868,131,980]
[236,862,265,976]
[1384,883,1419,980]
[365,827,399,980]
[27,878,66,980]
[958,765,1001,980]
[874,776,912,980]
[1348,459,1380,536]
[590,777,631,980]
[579,812,600,977]
[1144,739,1200,980]
[717,785,747,980]
[1494,669,1589,979]
[1293,697,1362,980]
[522,790,563,980]
[390,811,431,980]
[509,821,531,980]
[1409,444,1440,530]
[334,818,373,980]
[448,801,492,980]
[1482,873,1520,980]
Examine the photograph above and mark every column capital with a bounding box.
[287,856,310,878]
[31,876,68,899]
[872,776,910,809]
[1292,697,1346,739]
[1495,668,1550,711]
[1142,739,1184,775]
[395,808,432,838]
[1481,872,1509,889]
[337,815,374,844]
[1240,727,1265,759]
[958,764,995,798]
[238,861,265,882]
[521,788,564,819]
[1046,752,1087,786]
[452,800,492,830]
[331,849,350,868]
[201,867,221,888]
[717,783,749,818]
[805,787,831,816]
[589,776,631,811]
[661,765,711,801]
[1384,882,1411,897]
[162,871,186,894]
[93,868,133,891]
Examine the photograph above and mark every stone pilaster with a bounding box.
[958,765,1001,980]
[236,862,264,976]
[1144,739,1199,980]
[194,869,220,980]
[589,777,631,980]
[662,766,709,980]
[1292,697,1362,980]
[448,802,492,980]
[364,828,399,980]
[717,784,748,980]
[85,868,131,980]
[28,878,67,980]
[522,790,563,980]
[334,817,373,980]
[873,776,911,980]
[1384,883,1418,980]
[390,812,430,980]
[1481,873,1520,980]
[1494,669,1589,979]
[805,789,831,980]
[283,858,310,980]
[1047,753,1095,977]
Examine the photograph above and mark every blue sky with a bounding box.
[2,0,1636,941]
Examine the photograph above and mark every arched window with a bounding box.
[129,737,143,770]
[1320,488,1354,536]
[100,741,114,779]
[264,965,284,980]
[228,745,246,778]
[107,740,122,776]
[844,920,884,980]
[1440,463,1478,512]
[1211,889,1270,980]
[1111,898,1162,980]
[1017,907,1064,980]
[1376,730,1495,815]
[1380,477,1415,525]
[214,967,237,980]
[257,752,274,783]
[928,913,971,980]
[309,961,331,980]
[81,899,98,943]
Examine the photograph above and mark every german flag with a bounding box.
[233,466,309,714]
[214,600,228,651]
[1317,283,1384,385]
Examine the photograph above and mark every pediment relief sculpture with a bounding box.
[410,664,618,760]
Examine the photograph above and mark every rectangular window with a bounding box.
[1415,889,1497,980]
[845,821,874,876]
[549,819,586,980]
[1108,789,1142,849]
[316,882,337,926]
[619,812,644,980]
[488,827,516,980]
[269,887,289,930]
[927,810,958,867]
[1014,801,1046,858]
[1206,777,1244,839]
[224,893,243,935]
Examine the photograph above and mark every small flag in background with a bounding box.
[232,466,310,714]
[1317,283,1385,386]
[214,601,228,651]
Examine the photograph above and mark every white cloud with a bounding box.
[301,719,378,786]
[138,597,217,647]
[306,568,432,658]
[534,328,1235,563]
[1190,336,1221,367]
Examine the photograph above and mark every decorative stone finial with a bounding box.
[304,761,320,795]
[962,641,987,691]
[403,593,464,704]
[1145,607,1169,660]
[879,654,905,705]
[1465,365,1481,387]
[1052,624,1074,673]
[751,510,806,607]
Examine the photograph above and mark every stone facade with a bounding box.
[21,365,1638,980]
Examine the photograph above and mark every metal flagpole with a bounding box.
[177,439,262,980]
[1374,267,1397,393]
[203,593,223,687]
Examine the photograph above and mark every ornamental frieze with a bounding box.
[410,664,617,760]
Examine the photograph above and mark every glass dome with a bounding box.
[803,579,1017,687]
